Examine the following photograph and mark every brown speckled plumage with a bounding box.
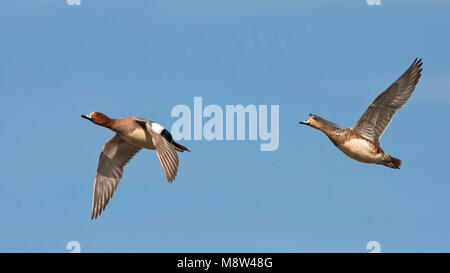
[299,59,423,169]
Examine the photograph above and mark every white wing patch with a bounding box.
[151,122,165,134]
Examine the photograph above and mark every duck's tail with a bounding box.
[172,141,190,152]
[383,155,401,169]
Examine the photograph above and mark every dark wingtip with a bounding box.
[414,58,423,67]
[173,141,190,152]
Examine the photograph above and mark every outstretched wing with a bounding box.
[351,58,423,143]
[91,134,141,219]
[139,120,179,183]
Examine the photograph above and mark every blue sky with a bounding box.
[1,0,449,252]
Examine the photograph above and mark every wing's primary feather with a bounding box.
[351,59,423,143]
[143,122,180,183]
[91,134,141,219]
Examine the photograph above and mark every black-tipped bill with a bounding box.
[299,120,309,125]
[81,114,92,121]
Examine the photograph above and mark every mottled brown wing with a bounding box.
[351,59,423,143]
[144,122,179,183]
[91,134,141,219]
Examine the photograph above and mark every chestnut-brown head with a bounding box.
[81,112,112,127]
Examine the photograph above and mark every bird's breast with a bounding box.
[338,138,382,163]
[120,127,155,150]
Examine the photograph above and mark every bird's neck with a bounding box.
[314,120,338,135]
[96,116,115,129]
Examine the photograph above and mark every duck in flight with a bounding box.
[299,58,423,169]
[82,112,190,219]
